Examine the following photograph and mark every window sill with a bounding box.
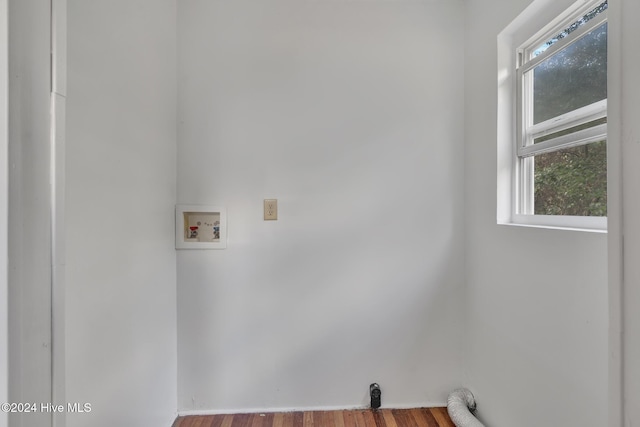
[499,214,607,233]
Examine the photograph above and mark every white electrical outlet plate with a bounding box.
[264,199,277,220]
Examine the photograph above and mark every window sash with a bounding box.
[520,123,607,157]
[518,99,607,157]
[517,45,608,216]
[516,11,608,157]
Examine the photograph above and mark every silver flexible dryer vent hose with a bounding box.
[447,388,485,427]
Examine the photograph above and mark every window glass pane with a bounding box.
[534,140,607,216]
[531,1,608,57]
[531,22,607,124]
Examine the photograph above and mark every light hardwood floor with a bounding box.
[172,408,455,427]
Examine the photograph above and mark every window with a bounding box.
[499,0,608,231]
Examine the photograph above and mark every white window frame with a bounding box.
[498,0,608,232]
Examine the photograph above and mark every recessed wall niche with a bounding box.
[176,205,227,249]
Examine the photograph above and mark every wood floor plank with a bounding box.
[173,417,188,427]
[333,410,346,427]
[390,409,417,427]
[371,410,387,427]
[273,413,285,427]
[208,415,225,427]
[303,411,314,426]
[354,410,368,427]
[415,409,440,427]
[380,409,398,427]
[426,409,442,427]
[248,414,261,427]
[174,407,455,427]
[284,412,297,427]
[342,410,356,427]
[192,416,208,427]
[305,411,322,427]
[220,414,235,427]
[311,412,322,427]
[265,413,275,426]
[232,413,252,427]
[432,408,455,427]
[407,409,425,427]
[319,411,336,427]
[292,412,304,426]
[249,413,270,427]
[361,410,377,427]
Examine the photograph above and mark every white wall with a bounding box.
[605,0,623,424]
[177,0,466,413]
[464,1,609,427]
[66,1,178,426]
[0,0,8,426]
[620,0,640,424]
[7,1,53,426]
[52,2,67,427]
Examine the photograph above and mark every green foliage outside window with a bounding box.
[534,141,607,216]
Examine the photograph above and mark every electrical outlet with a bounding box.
[264,199,277,220]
